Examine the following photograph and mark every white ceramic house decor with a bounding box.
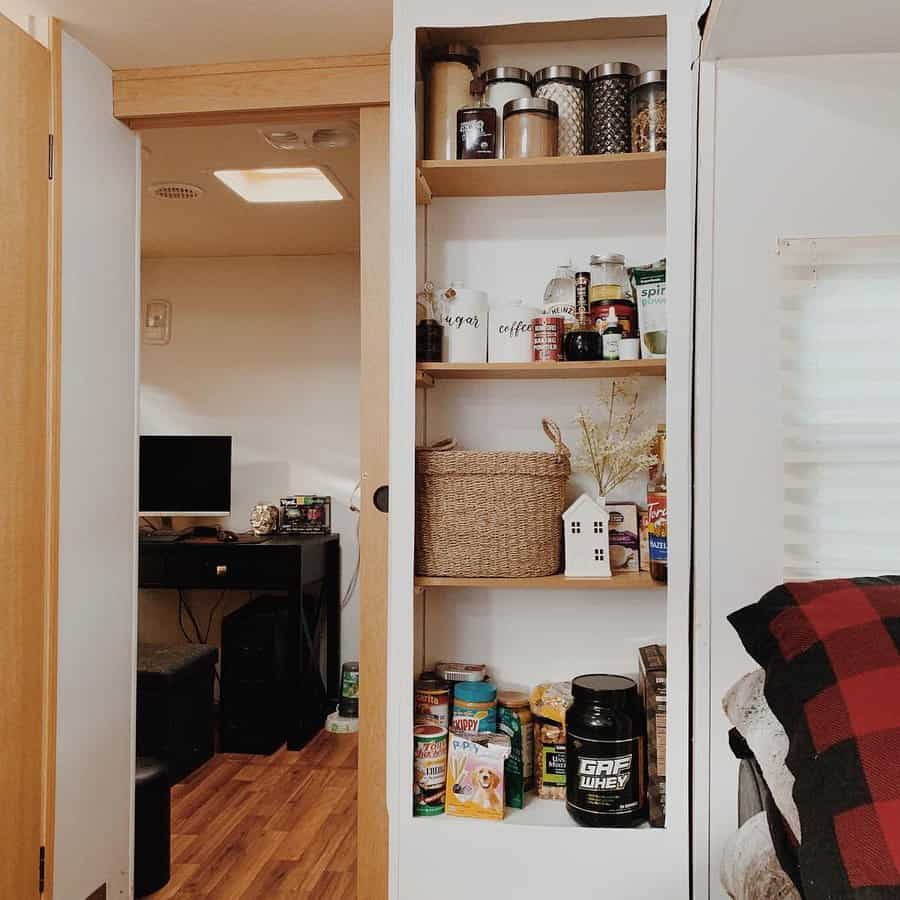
[563,493,612,578]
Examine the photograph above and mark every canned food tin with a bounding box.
[414,724,448,816]
[532,315,565,361]
[435,662,487,683]
[415,674,450,728]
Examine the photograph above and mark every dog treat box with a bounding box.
[445,730,512,821]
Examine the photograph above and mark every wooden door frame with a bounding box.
[104,52,391,900]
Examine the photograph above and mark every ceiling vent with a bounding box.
[312,128,356,150]
[149,182,205,201]
[260,124,358,151]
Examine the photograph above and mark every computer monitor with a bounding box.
[139,435,232,516]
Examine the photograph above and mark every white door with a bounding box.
[55,29,141,900]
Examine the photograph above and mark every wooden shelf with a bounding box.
[414,793,657,829]
[415,167,432,206]
[417,153,665,202]
[417,359,665,383]
[417,16,666,49]
[415,573,661,590]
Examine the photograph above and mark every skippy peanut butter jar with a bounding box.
[445,731,511,821]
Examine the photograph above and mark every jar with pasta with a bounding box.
[631,70,667,153]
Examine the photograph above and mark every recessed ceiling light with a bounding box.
[213,167,345,203]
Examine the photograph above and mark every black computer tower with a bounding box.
[220,596,291,754]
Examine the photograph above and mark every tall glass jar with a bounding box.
[585,62,640,155]
[424,44,480,160]
[533,66,585,156]
[482,67,533,159]
[631,70,667,153]
[503,97,559,159]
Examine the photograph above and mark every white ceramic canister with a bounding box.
[482,67,533,159]
[489,299,542,363]
[441,282,489,363]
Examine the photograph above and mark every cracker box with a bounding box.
[608,503,640,574]
[445,730,511,821]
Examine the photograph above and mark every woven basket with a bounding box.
[415,419,571,578]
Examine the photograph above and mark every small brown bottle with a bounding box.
[457,79,497,160]
[647,425,667,583]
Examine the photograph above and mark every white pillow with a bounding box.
[721,811,802,900]
[722,669,801,841]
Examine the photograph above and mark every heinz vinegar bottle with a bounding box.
[647,426,667,583]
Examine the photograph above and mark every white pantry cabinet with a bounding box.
[387,2,698,897]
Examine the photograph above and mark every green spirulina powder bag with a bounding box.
[499,706,524,809]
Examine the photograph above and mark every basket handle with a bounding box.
[542,418,571,461]
[421,437,457,451]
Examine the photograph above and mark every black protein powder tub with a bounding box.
[565,673,647,827]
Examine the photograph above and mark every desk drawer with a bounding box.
[163,549,296,589]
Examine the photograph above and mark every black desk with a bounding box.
[138,533,340,750]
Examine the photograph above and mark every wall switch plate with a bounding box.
[143,299,171,345]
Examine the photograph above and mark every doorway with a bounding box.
[135,117,363,898]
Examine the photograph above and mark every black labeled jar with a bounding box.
[585,62,640,155]
[566,674,647,827]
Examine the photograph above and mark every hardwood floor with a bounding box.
[148,731,358,899]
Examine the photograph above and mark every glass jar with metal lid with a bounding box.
[589,253,630,301]
[533,66,585,156]
[482,67,533,159]
[631,69,667,153]
[503,97,559,159]
[586,62,640,155]
[424,44,480,161]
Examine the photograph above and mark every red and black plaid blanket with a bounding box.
[729,576,900,899]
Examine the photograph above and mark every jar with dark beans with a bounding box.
[585,62,640,155]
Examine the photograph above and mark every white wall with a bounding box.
[0,4,48,44]
[696,52,900,900]
[140,254,362,660]
[56,31,139,900]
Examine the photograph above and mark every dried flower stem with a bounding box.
[573,378,659,499]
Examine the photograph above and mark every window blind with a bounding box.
[779,237,900,581]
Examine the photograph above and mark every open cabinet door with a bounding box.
[53,29,141,900]
[0,13,50,900]
[358,105,391,900]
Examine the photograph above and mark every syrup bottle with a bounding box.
[647,426,667,583]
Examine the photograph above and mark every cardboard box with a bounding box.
[608,503,640,574]
[445,731,511,821]
[639,507,650,573]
